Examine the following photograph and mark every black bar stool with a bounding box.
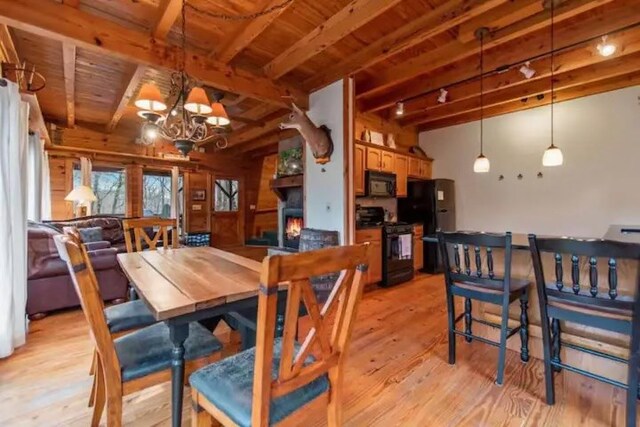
[437,231,530,386]
[529,234,640,427]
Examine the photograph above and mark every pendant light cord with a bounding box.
[550,0,555,148]
[480,31,484,156]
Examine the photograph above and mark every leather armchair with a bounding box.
[27,222,129,319]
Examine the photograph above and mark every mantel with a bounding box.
[269,174,303,202]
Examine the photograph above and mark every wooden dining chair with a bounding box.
[53,233,222,427]
[189,243,371,427]
[529,234,640,427]
[122,217,179,253]
[437,231,530,386]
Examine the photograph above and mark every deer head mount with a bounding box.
[280,103,333,165]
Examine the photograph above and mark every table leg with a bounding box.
[169,322,189,427]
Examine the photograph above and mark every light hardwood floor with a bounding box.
[0,274,633,426]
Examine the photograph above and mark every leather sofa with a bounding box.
[27,217,130,319]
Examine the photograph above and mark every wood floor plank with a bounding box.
[0,273,636,426]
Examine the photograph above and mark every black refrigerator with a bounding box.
[397,179,455,273]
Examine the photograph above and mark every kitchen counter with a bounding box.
[423,226,640,384]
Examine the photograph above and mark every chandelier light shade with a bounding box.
[134,83,167,112]
[473,154,491,173]
[184,87,213,114]
[542,144,564,166]
[206,102,230,126]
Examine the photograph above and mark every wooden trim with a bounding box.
[152,0,181,40]
[0,0,309,109]
[263,0,403,79]
[106,65,146,132]
[0,24,19,63]
[343,77,354,245]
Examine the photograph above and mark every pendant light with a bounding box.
[135,82,167,112]
[542,0,564,167]
[473,27,490,173]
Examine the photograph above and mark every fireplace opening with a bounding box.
[282,208,303,249]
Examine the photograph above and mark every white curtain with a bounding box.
[80,156,92,215]
[27,132,51,221]
[0,81,29,358]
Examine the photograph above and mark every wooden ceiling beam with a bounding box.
[153,0,182,40]
[264,0,404,79]
[399,26,640,123]
[106,65,146,132]
[62,0,79,7]
[456,0,543,43]
[216,0,291,64]
[62,43,76,127]
[226,111,289,147]
[0,23,19,63]
[231,129,298,154]
[418,70,640,132]
[0,0,309,109]
[304,0,509,91]
[406,51,640,126]
[359,0,629,112]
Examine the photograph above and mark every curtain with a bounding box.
[0,80,29,358]
[27,132,51,221]
[80,156,92,215]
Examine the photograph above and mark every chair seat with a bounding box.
[454,277,530,295]
[189,337,329,427]
[104,299,156,334]
[548,295,632,321]
[115,322,222,382]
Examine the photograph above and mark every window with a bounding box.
[214,179,239,212]
[143,171,172,217]
[73,165,126,215]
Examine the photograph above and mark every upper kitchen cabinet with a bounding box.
[395,154,408,197]
[366,146,383,171]
[408,157,432,179]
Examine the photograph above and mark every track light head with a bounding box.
[395,102,404,116]
[597,35,616,57]
[437,88,448,104]
[519,61,536,79]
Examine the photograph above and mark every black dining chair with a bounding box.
[529,234,640,426]
[437,231,530,385]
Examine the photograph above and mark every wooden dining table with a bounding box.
[117,246,285,427]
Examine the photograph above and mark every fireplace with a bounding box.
[283,208,303,249]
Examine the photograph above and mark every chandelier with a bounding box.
[134,0,230,155]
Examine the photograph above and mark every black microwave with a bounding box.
[365,171,396,198]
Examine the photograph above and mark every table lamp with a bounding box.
[65,185,97,217]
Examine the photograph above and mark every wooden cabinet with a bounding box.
[354,144,365,196]
[420,159,432,179]
[408,157,432,179]
[355,227,382,284]
[394,154,408,197]
[366,147,382,171]
[381,151,394,173]
[408,157,421,178]
[413,225,424,271]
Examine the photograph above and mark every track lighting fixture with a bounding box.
[395,102,404,116]
[519,61,536,79]
[437,88,448,104]
[542,0,564,167]
[597,35,616,57]
[473,27,490,174]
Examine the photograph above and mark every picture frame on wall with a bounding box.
[192,189,206,201]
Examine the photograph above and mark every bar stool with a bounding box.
[529,234,640,426]
[437,231,530,385]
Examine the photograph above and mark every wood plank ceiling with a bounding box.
[0,0,637,154]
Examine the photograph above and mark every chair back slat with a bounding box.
[53,233,121,383]
[528,234,640,314]
[438,231,513,295]
[251,244,370,426]
[122,217,178,253]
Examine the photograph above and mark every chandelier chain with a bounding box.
[186,0,293,21]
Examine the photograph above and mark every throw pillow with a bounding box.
[79,226,103,243]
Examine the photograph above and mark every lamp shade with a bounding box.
[542,145,564,167]
[134,83,167,112]
[65,185,97,203]
[206,102,230,126]
[473,154,490,173]
[184,87,212,115]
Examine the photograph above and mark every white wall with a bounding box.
[305,80,347,243]
[419,85,640,238]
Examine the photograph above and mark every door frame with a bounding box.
[211,174,245,247]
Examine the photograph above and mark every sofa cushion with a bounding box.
[105,299,156,333]
[115,322,222,382]
[79,226,103,243]
[46,216,125,245]
[189,337,328,427]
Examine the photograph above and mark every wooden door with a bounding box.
[381,151,394,173]
[395,155,408,197]
[366,147,382,171]
[354,144,365,196]
[408,156,421,178]
[211,177,243,247]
